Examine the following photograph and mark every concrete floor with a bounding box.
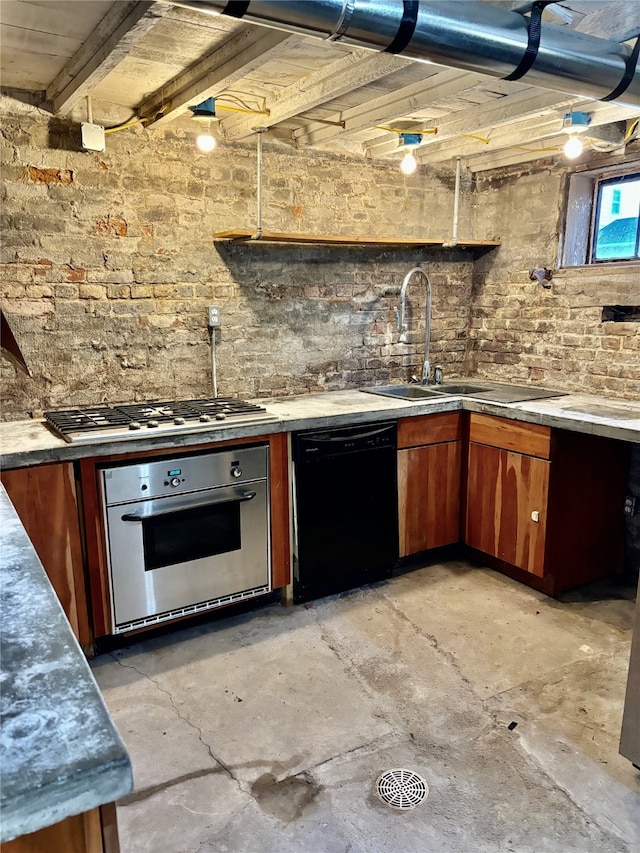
[91,560,640,853]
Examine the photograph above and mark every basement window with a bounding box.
[560,166,640,267]
[601,305,640,322]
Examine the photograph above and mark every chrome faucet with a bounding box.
[396,266,432,385]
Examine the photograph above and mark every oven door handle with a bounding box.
[120,488,257,522]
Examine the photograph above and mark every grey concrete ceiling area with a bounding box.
[1,0,639,172]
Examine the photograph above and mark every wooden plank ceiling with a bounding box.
[1,0,639,172]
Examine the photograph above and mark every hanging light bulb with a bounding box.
[398,133,422,175]
[196,127,216,153]
[189,97,218,153]
[563,135,584,159]
[561,111,591,161]
[400,151,418,175]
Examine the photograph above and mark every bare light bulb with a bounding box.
[196,133,216,153]
[563,135,583,160]
[400,151,418,175]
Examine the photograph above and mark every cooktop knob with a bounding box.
[147,420,159,428]
[129,421,141,430]
[174,417,185,425]
[230,465,242,478]
[215,412,227,420]
[170,477,181,487]
[200,414,212,422]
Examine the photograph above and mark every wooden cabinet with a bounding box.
[466,441,549,576]
[465,413,629,594]
[397,413,462,556]
[2,803,120,853]
[1,462,91,647]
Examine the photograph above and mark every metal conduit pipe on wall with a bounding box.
[168,0,640,108]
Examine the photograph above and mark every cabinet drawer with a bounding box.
[398,412,462,448]
[469,413,550,459]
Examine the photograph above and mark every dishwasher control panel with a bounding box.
[294,421,397,460]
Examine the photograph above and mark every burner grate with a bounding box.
[182,398,268,416]
[114,400,202,423]
[44,397,273,442]
[44,407,133,433]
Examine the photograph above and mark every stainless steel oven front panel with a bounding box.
[100,447,270,632]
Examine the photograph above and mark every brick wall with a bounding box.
[2,103,638,570]
[1,103,639,419]
[470,153,640,400]
[0,103,473,419]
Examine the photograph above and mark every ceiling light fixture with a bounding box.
[561,111,591,160]
[189,97,218,153]
[399,133,422,175]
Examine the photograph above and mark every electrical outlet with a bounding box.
[624,496,638,516]
[208,306,221,328]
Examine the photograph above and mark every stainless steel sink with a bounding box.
[431,381,567,403]
[360,384,444,400]
[361,380,566,404]
[429,383,487,395]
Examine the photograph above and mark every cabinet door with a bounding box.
[466,442,549,576]
[1,463,90,645]
[2,804,120,853]
[398,441,461,556]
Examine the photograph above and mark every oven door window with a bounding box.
[142,500,241,571]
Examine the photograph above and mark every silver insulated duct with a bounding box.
[169,0,640,108]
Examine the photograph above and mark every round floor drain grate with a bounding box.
[375,769,428,810]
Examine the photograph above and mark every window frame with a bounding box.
[559,161,640,269]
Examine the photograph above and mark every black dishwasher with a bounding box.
[293,421,398,603]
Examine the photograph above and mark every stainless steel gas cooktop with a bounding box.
[44,398,278,444]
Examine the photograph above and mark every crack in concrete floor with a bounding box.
[111,655,245,792]
[93,562,640,853]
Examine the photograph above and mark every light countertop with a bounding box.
[0,385,637,843]
[0,484,133,843]
[1,387,639,469]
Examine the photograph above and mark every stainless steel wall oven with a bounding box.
[98,445,271,634]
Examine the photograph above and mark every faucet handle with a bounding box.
[434,365,443,385]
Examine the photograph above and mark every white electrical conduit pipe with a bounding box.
[211,327,218,397]
[252,128,265,240]
[443,157,461,248]
[168,1,640,108]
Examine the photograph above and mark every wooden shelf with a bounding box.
[212,229,501,249]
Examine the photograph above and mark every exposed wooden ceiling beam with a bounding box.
[139,26,293,128]
[487,0,638,39]
[220,50,413,141]
[365,89,581,158]
[573,2,640,41]
[464,145,560,172]
[46,1,169,116]
[293,68,486,148]
[415,102,638,165]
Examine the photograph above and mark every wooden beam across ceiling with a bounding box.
[46,1,169,116]
[139,25,294,127]
[293,68,487,149]
[219,50,413,141]
[573,2,640,41]
[365,89,581,158]
[414,102,639,166]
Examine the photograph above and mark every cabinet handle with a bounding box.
[531,510,540,523]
